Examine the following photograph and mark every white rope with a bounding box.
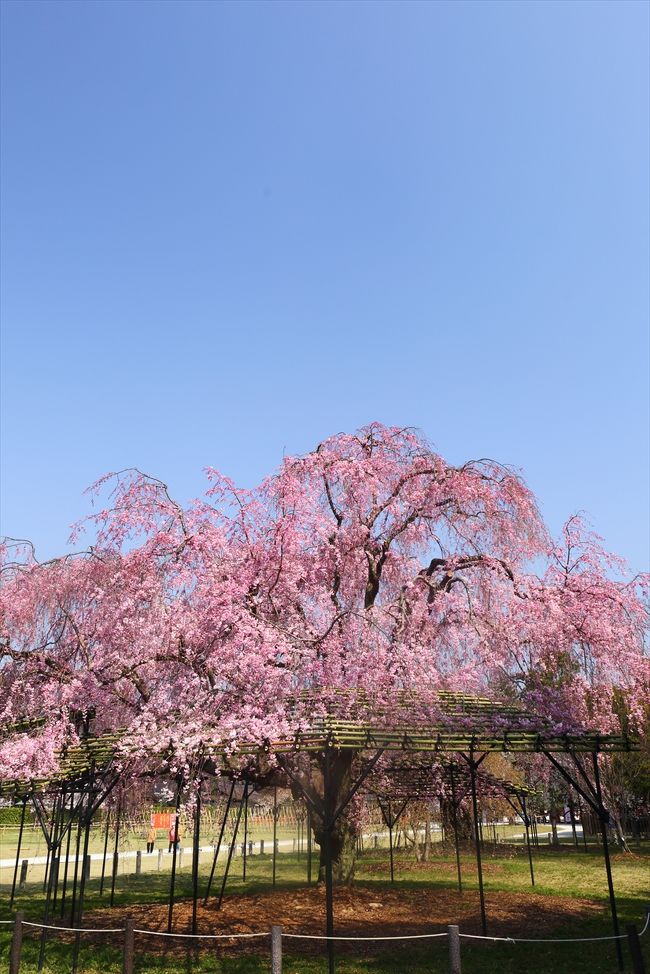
[133,928,269,940]
[21,921,123,933]
[12,908,649,944]
[281,932,448,941]
[459,932,625,943]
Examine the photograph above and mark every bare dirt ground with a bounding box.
[71,884,603,958]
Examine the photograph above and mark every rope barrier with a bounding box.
[459,912,650,945]
[8,907,648,945]
[459,932,625,943]
[281,931,448,941]
[133,929,269,940]
[21,921,123,933]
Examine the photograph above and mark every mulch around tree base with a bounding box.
[66,885,604,957]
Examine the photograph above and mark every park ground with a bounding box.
[1,839,649,973]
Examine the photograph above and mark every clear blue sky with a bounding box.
[1,0,648,573]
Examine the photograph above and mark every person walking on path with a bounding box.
[168,819,182,853]
[147,826,156,854]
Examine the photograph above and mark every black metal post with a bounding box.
[191,783,201,934]
[592,752,623,971]
[521,795,535,887]
[203,779,235,903]
[217,787,245,909]
[568,796,579,849]
[469,757,487,936]
[42,799,56,893]
[99,809,111,896]
[324,746,335,974]
[242,783,249,882]
[387,801,395,884]
[38,790,65,972]
[272,785,278,888]
[50,789,68,911]
[167,780,183,934]
[576,795,589,851]
[307,805,313,885]
[109,797,121,907]
[449,765,462,893]
[60,789,75,917]
[69,793,85,924]
[10,798,27,906]
[71,788,94,974]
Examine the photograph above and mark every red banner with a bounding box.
[150,812,176,829]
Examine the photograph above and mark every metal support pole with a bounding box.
[242,783,249,882]
[99,809,111,895]
[167,780,183,933]
[576,795,589,851]
[520,795,535,888]
[469,758,487,936]
[307,805,313,885]
[388,801,395,884]
[191,784,201,934]
[38,790,65,972]
[324,746,335,974]
[10,798,27,906]
[203,779,236,902]
[51,791,68,912]
[217,787,245,909]
[69,795,85,925]
[450,765,462,893]
[626,923,646,974]
[592,752,623,971]
[71,791,94,974]
[272,786,278,888]
[110,798,122,907]
[59,789,75,917]
[568,796,579,849]
[42,805,55,893]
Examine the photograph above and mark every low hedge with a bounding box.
[0,806,34,825]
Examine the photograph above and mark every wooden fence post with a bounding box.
[157,849,163,871]
[9,911,25,974]
[122,918,135,974]
[448,924,461,974]
[19,860,28,890]
[135,851,142,876]
[271,924,282,974]
[626,923,646,974]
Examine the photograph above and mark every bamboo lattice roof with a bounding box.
[0,690,638,798]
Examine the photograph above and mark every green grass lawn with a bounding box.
[1,842,648,973]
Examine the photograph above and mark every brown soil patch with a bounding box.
[73,885,603,957]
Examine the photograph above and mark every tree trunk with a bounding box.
[313,816,358,884]
[440,798,472,843]
[423,818,431,862]
[287,749,361,885]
